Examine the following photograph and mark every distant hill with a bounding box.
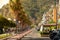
[21,0,59,24]
[21,0,58,17]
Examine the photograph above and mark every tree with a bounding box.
[9,0,32,32]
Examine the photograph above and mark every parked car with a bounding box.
[49,29,60,40]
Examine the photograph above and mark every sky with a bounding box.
[0,0,9,8]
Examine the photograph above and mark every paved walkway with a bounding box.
[2,28,33,40]
[24,28,41,38]
[22,28,51,40]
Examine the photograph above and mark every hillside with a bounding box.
[21,0,59,24]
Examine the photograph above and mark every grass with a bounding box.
[0,33,11,39]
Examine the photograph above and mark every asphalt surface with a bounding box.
[22,28,51,40]
[22,37,51,40]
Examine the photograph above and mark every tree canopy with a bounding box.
[10,0,32,25]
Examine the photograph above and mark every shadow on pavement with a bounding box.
[22,37,51,40]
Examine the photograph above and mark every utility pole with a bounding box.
[56,0,58,29]
[53,0,57,29]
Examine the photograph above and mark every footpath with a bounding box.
[0,28,33,40]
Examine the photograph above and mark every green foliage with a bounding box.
[49,19,55,24]
[0,15,16,27]
[10,0,32,25]
[31,24,36,28]
[21,0,58,22]
[0,15,9,27]
[0,15,16,34]
[50,26,56,30]
[8,20,16,27]
[0,33,11,39]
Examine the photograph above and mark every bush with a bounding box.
[0,34,11,39]
[0,15,16,34]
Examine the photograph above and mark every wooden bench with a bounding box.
[6,29,33,40]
